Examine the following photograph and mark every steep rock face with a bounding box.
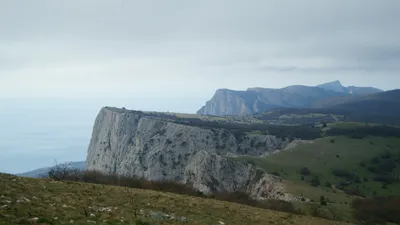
[183,150,282,198]
[86,107,289,199]
[198,81,383,116]
[197,89,258,116]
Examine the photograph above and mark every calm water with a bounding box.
[0,99,101,174]
[0,98,202,174]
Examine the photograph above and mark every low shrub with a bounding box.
[310,176,320,187]
[343,187,365,197]
[331,169,360,183]
[299,167,311,176]
[136,219,151,225]
[320,196,327,206]
[270,171,280,177]
[373,175,395,184]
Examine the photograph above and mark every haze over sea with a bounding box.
[0,98,201,174]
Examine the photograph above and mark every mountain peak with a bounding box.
[317,80,346,93]
[319,80,343,87]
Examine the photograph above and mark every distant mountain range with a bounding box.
[17,161,85,178]
[197,81,384,116]
[246,89,400,126]
[316,80,382,95]
[324,89,400,124]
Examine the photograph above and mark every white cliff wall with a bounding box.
[86,107,289,199]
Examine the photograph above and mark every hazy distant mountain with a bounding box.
[253,89,400,126]
[317,80,383,95]
[317,89,400,125]
[197,81,383,116]
[17,161,85,178]
[329,89,400,115]
[316,80,348,93]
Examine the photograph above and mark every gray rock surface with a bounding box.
[197,89,257,116]
[86,107,290,199]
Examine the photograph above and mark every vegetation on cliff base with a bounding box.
[46,167,301,215]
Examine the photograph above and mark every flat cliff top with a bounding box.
[103,106,145,114]
[101,106,242,125]
[103,106,225,119]
[0,173,349,225]
[99,106,322,140]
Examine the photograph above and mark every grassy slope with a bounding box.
[236,134,400,221]
[325,122,383,129]
[239,135,400,196]
[0,173,348,225]
[242,136,400,197]
[279,113,330,119]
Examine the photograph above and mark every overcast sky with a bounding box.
[1,0,400,101]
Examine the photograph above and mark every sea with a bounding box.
[0,98,201,174]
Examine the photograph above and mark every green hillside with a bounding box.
[0,173,348,225]
[235,131,400,222]
[238,136,400,199]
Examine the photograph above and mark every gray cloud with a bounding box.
[1,0,399,102]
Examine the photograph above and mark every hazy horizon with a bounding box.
[1,1,400,100]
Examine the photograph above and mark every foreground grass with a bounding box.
[0,173,349,225]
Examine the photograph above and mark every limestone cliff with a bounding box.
[197,89,258,116]
[86,107,290,199]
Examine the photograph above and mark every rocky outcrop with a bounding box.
[197,89,259,116]
[86,107,290,199]
[197,81,383,116]
[183,150,283,198]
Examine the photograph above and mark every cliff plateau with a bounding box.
[86,107,294,200]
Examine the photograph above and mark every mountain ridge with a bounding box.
[17,161,85,178]
[317,80,383,95]
[197,81,383,116]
